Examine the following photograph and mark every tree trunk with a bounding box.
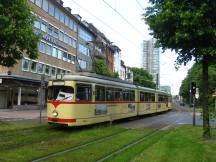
[202,55,211,139]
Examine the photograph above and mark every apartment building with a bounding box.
[0,0,84,109]
[141,38,160,86]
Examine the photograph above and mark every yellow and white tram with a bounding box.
[47,73,172,126]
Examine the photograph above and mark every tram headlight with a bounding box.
[52,110,58,117]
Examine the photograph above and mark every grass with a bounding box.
[1,122,216,162]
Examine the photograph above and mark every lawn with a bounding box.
[0,121,216,162]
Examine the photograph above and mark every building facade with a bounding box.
[141,38,160,86]
[0,0,81,109]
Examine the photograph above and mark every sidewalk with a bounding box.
[0,109,47,120]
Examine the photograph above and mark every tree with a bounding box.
[95,58,118,78]
[145,0,216,138]
[130,67,156,88]
[0,0,40,67]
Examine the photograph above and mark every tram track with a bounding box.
[30,118,179,162]
[30,129,130,162]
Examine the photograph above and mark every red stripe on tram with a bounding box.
[48,117,76,123]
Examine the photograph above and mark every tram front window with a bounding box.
[48,86,74,101]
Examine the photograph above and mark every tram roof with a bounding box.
[51,72,170,95]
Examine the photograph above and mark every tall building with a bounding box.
[141,38,160,86]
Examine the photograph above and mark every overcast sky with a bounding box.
[63,0,193,95]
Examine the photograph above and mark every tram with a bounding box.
[47,73,172,126]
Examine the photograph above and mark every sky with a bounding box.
[63,0,194,95]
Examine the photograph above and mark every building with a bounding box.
[141,38,160,86]
[0,0,82,109]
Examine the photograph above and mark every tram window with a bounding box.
[95,86,105,101]
[76,84,92,102]
[123,90,130,101]
[151,94,155,101]
[129,90,135,101]
[106,88,114,101]
[48,86,74,101]
[114,88,123,101]
[140,92,145,101]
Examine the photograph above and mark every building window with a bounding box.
[39,41,46,53]
[57,68,61,74]
[52,47,57,57]
[48,24,53,35]
[59,11,64,24]
[79,44,89,56]
[42,0,48,12]
[64,15,69,26]
[69,37,76,48]
[53,27,59,38]
[46,44,52,55]
[74,22,77,32]
[48,3,54,16]
[64,34,69,44]
[71,55,75,64]
[69,19,73,30]
[37,63,44,74]
[34,19,40,29]
[31,61,37,73]
[57,49,62,59]
[54,8,60,20]
[59,31,64,41]
[63,52,67,61]
[41,21,47,32]
[35,0,42,7]
[22,59,29,71]
[51,67,56,76]
[67,54,72,63]
[45,65,50,75]
[78,59,87,69]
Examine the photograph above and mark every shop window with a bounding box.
[37,63,44,74]
[35,0,42,7]
[51,67,56,76]
[30,61,37,73]
[76,84,92,102]
[48,3,54,16]
[22,59,29,71]
[45,65,50,75]
[39,41,46,53]
[41,21,47,32]
[52,47,57,57]
[42,0,48,12]
[95,86,105,101]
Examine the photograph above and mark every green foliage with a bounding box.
[145,0,216,66]
[95,58,119,78]
[130,67,156,88]
[0,0,40,67]
[179,63,216,106]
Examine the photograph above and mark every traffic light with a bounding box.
[191,82,196,95]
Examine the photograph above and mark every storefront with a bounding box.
[0,75,46,110]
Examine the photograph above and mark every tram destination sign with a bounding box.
[53,81,65,86]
